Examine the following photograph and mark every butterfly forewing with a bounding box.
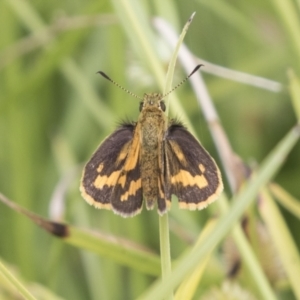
[80,124,143,216]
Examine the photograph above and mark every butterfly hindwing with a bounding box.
[165,122,223,209]
[80,123,143,216]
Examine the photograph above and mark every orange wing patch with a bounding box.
[168,140,187,165]
[120,179,142,201]
[171,165,208,189]
[123,125,140,172]
[94,170,121,189]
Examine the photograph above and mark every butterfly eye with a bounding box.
[160,101,166,112]
[139,102,144,111]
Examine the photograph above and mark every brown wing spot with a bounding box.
[171,170,208,188]
[120,179,142,201]
[94,171,121,189]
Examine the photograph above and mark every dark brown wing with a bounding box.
[80,124,143,217]
[164,122,223,210]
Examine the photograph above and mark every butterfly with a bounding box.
[80,65,223,217]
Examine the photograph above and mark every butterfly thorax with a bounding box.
[138,93,166,209]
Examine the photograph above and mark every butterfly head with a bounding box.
[139,93,166,112]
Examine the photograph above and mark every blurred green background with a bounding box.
[0,0,300,299]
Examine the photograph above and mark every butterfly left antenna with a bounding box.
[162,64,203,98]
[97,71,143,100]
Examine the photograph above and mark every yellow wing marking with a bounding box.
[168,140,187,165]
[199,163,205,173]
[120,179,142,201]
[116,142,131,164]
[123,125,140,171]
[97,163,104,173]
[94,170,121,189]
[171,164,208,188]
[80,184,112,210]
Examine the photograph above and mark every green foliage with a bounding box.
[1,0,300,299]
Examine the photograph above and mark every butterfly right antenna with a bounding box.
[162,64,203,98]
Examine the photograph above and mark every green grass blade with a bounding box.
[158,214,172,299]
[110,0,165,85]
[66,226,160,276]
[269,183,300,219]
[110,0,194,129]
[196,0,260,43]
[259,188,300,299]
[288,69,300,121]
[153,0,180,31]
[271,0,300,69]
[164,12,195,113]
[218,194,277,300]
[158,13,197,300]
[0,259,37,300]
[5,0,113,128]
[174,219,217,300]
[0,193,161,276]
